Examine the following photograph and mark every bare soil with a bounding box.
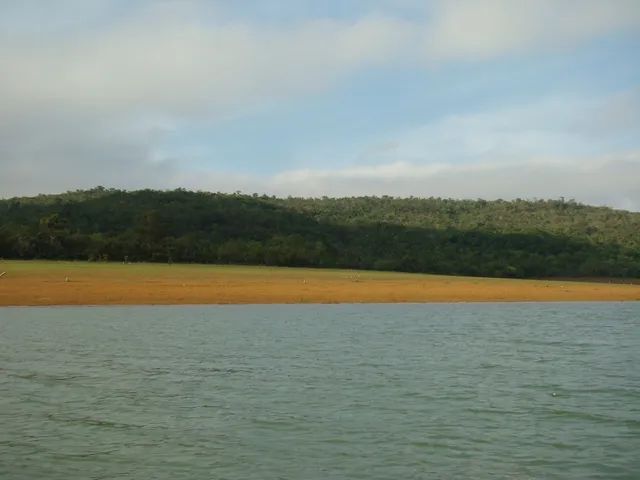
[1,261,639,306]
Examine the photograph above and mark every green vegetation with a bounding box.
[1,187,639,278]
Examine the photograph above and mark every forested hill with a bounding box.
[1,188,639,279]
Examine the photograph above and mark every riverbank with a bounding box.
[1,260,639,306]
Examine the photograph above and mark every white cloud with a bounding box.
[0,5,411,197]
[259,89,640,210]
[1,0,639,207]
[425,0,640,61]
[2,0,638,117]
[0,11,409,116]
[381,94,639,163]
[1,85,639,210]
[262,153,640,211]
[5,150,637,210]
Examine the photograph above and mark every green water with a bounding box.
[1,303,639,479]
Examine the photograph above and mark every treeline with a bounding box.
[1,187,639,278]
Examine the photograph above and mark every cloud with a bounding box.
[2,1,638,117]
[263,153,640,211]
[261,89,640,210]
[0,1,639,207]
[0,111,177,194]
[0,4,410,197]
[1,84,638,210]
[380,92,640,164]
[0,11,409,116]
[425,0,640,61]
[7,152,638,211]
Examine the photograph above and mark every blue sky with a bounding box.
[1,0,639,209]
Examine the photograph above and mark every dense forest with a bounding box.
[1,187,639,278]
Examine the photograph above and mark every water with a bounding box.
[1,303,639,479]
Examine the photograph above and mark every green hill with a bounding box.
[1,187,639,278]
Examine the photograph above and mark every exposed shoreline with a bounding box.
[1,260,639,306]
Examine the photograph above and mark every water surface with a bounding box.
[1,303,639,479]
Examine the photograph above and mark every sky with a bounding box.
[1,0,639,210]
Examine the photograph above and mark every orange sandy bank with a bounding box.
[1,261,639,306]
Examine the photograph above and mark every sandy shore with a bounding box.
[1,260,639,306]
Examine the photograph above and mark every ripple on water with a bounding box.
[0,303,639,479]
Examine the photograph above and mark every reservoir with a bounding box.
[1,303,639,479]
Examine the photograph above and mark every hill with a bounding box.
[1,187,639,278]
